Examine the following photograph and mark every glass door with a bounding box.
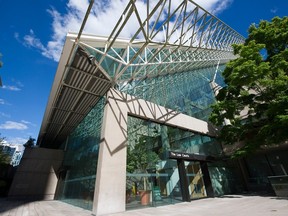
[184,161,207,199]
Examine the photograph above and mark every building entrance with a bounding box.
[184,161,207,199]
[169,151,214,201]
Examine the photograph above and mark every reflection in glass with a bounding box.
[184,161,207,199]
[119,65,226,121]
[208,161,244,196]
[56,98,105,210]
[126,116,221,209]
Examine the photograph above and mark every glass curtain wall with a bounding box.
[126,116,181,209]
[119,65,225,121]
[126,116,222,209]
[208,161,244,196]
[245,151,288,182]
[184,161,207,199]
[56,98,105,210]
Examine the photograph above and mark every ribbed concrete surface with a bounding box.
[0,195,287,216]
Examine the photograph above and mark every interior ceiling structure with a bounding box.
[37,0,245,148]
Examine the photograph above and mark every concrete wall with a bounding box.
[8,147,64,200]
[93,89,215,215]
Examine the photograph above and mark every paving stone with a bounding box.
[0,195,287,216]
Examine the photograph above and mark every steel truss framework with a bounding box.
[79,0,245,84]
[38,0,245,147]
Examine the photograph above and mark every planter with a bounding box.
[139,190,151,205]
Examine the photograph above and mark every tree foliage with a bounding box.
[23,136,36,148]
[210,16,288,156]
[0,134,10,165]
[126,136,160,191]
[0,52,3,87]
[0,52,3,68]
[126,136,159,173]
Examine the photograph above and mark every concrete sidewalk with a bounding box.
[0,195,287,216]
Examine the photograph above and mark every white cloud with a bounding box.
[22,29,52,59]
[6,137,28,147]
[270,7,278,14]
[21,120,36,127]
[0,121,28,130]
[2,85,21,91]
[20,0,233,62]
[193,0,233,15]
[11,79,24,88]
[0,112,10,118]
[0,99,11,109]
[1,79,23,91]
[24,30,45,50]
[14,32,20,41]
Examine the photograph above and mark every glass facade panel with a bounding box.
[208,161,244,196]
[126,165,182,210]
[126,116,222,209]
[119,65,225,121]
[266,151,288,176]
[55,97,105,210]
[245,155,273,186]
[165,127,222,156]
[184,161,207,199]
[126,116,183,209]
[243,151,288,193]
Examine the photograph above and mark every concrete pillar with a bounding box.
[92,88,216,215]
[92,91,128,215]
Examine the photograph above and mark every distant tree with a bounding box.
[0,134,5,145]
[209,16,288,156]
[0,52,3,87]
[0,52,3,68]
[23,136,36,148]
[0,134,10,164]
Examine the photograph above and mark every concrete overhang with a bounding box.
[37,33,113,148]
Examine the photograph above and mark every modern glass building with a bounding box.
[27,0,262,215]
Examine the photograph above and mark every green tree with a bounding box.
[127,136,159,191]
[0,52,3,68]
[0,52,3,87]
[23,136,36,148]
[0,134,10,164]
[210,16,288,156]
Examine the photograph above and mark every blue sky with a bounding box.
[0,0,287,145]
